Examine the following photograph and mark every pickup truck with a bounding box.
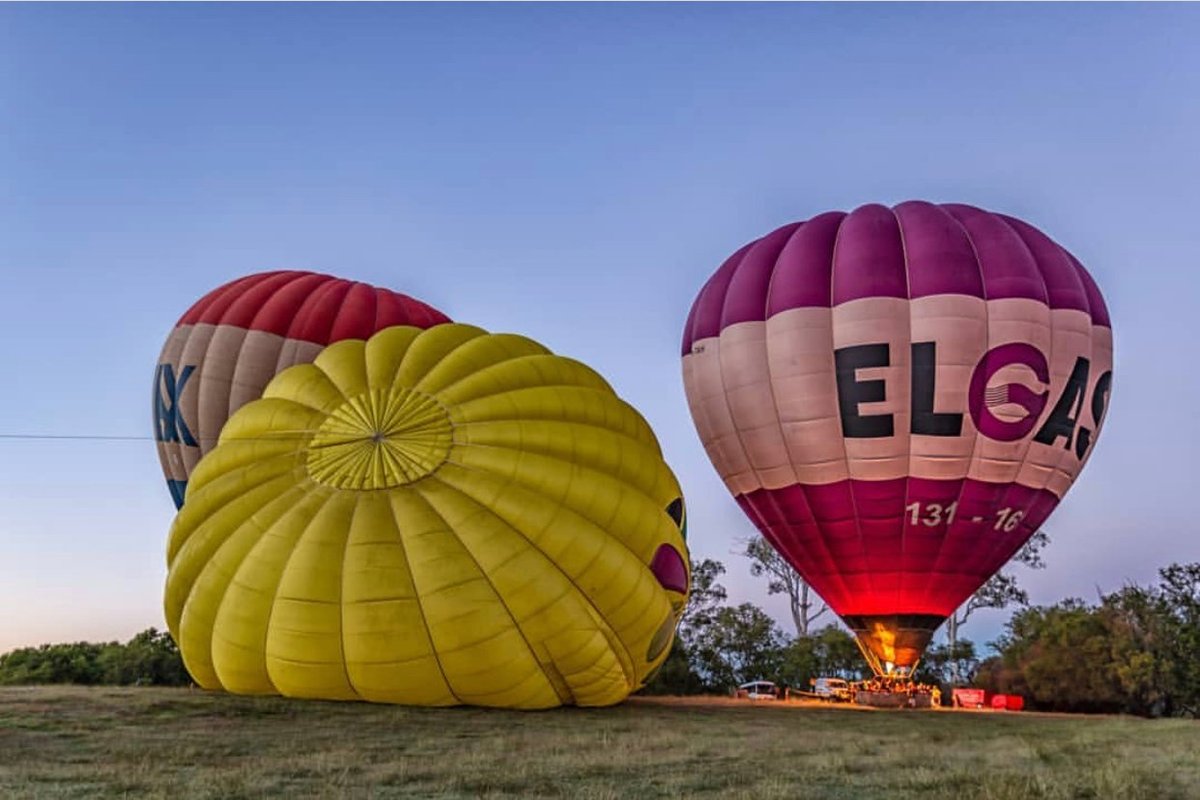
[813,677,851,702]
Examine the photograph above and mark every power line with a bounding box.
[0,433,152,441]
[0,432,319,442]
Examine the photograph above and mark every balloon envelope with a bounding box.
[681,201,1112,672]
[153,271,449,508]
[166,323,689,708]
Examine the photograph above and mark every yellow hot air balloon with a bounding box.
[165,323,689,709]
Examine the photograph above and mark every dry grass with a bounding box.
[0,686,1197,799]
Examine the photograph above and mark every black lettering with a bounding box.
[1092,370,1113,426]
[1074,426,1091,459]
[1075,370,1113,459]
[1034,357,1090,450]
[835,343,894,438]
[910,342,963,436]
[155,364,197,446]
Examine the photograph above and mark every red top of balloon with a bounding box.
[178,270,450,344]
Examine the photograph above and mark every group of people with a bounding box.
[851,678,942,707]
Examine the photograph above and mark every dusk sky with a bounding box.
[2,3,1198,654]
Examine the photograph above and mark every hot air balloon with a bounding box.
[153,271,449,508]
[165,323,689,708]
[681,201,1112,675]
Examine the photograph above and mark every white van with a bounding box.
[813,677,851,702]
[737,680,778,700]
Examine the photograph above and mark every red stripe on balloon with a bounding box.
[175,271,449,345]
[251,272,331,335]
[180,272,284,326]
[738,476,1060,618]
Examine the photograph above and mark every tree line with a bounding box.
[976,562,1200,717]
[644,547,1200,719]
[643,558,870,695]
[0,628,189,687]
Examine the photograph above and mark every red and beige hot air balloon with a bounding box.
[152,271,449,508]
[681,201,1113,675]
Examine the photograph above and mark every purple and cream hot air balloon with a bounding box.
[681,201,1113,675]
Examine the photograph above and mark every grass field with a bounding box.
[1,687,1197,799]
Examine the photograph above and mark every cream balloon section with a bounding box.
[683,297,1113,499]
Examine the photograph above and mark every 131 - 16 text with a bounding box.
[904,501,1025,531]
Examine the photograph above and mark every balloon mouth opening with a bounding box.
[306,387,453,490]
[842,614,946,676]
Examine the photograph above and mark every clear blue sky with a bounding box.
[2,4,1197,653]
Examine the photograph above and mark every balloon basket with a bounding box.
[853,689,933,709]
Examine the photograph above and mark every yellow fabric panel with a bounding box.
[435,354,612,408]
[415,479,628,699]
[340,492,455,706]
[440,449,683,570]
[217,398,327,447]
[383,488,558,708]
[260,363,346,414]
[182,439,303,501]
[364,326,424,389]
[312,340,370,400]
[413,333,549,395]
[183,487,331,691]
[394,323,487,387]
[165,323,689,708]
[166,461,299,566]
[165,477,306,632]
[265,492,358,700]
[452,420,681,515]
[450,385,659,449]
[416,475,645,702]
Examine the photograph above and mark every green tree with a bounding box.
[679,558,728,635]
[641,557,727,695]
[917,639,978,687]
[101,628,191,686]
[691,603,785,690]
[1099,585,1175,716]
[776,625,864,688]
[945,530,1048,682]
[980,563,1200,717]
[738,536,828,636]
[988,600,1125,713]
[641,640,706,695]
[0,641,109,685]
[0,629,189,688]
[1157,563,1200,716]
[1099,563,1200,717]
[813,624,865,680]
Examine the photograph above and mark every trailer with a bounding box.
[991,694,1025,711]
[952,687,989,709]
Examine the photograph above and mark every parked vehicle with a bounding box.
[813,677,852,702]
[736,680,778,700]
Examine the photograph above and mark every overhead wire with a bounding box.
[0,431,322,443]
